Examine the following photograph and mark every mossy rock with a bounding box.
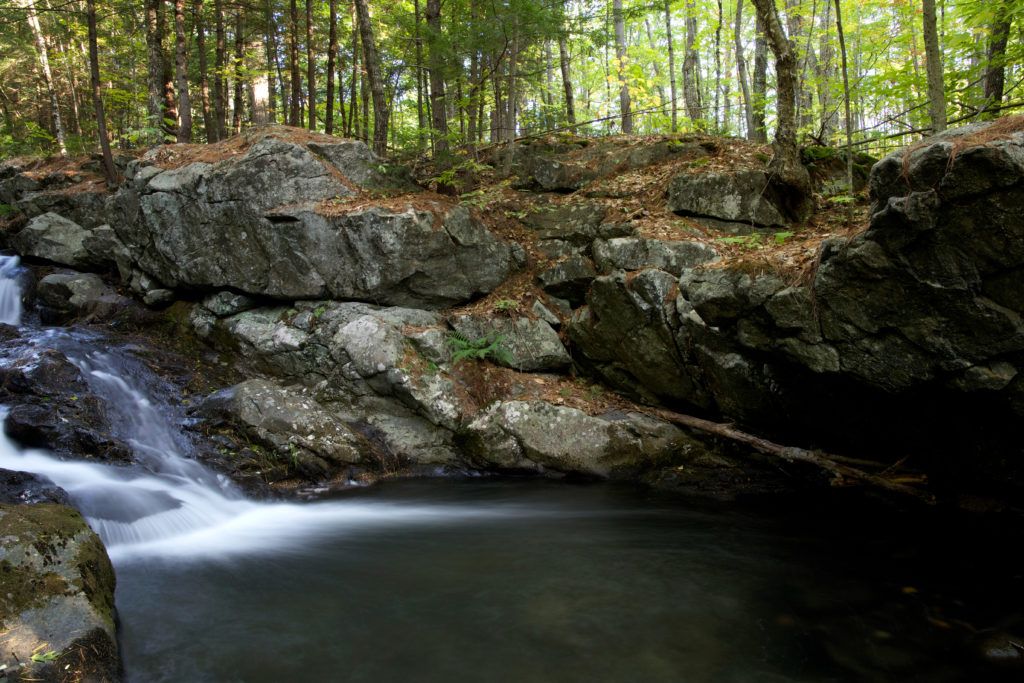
[0,502,120,681]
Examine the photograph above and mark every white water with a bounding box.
[0,254,23,325]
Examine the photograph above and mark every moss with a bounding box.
[0,559,71,621]
[0,503,116,630]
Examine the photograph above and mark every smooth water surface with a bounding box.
[112,480,1020,683]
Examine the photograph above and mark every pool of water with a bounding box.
[113,479,1023,683]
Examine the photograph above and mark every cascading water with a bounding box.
[0,253,23,325]
[0,267,516,564]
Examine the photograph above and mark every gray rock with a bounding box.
[449,314,571,372]
[202,290,261,317]
[593,237,721,275]
[12,212,93,269]
[36,272,131,322]
[110,132,511,308]
[307,140,419,193]
[523,202,607,244]
[0,503,119,682]
[531,299,562,327]
[196,378,365,468]
[459,400,697,478]
[666,170,790,227]
[536,254,597,306]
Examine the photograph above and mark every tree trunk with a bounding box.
[197,0,214,140]
[643,19,667,118]
[158,0,178,139]
[834,0,853,200]
[86,0,116,183]
[288,0,301,126]
[750,0,813,221]
[348,1,359,138]
[426,0,448,154]
[751,10,768,143]
[24,0,68,155]
[232,10,244,133]
[145,0,165,146]
[558,34,576,126]
[613,0,632,134]
[325,0,337,134]
[353,0,388,156]
[306,0,315,130]
[265,0,279,124]
[174,0,191,142]
[414,0,426,147]
[816,0,835,143]
[735,0,755,139]
[713,0,723,133]
[922,0,945,133]
[503,18,520,178]
[213,0,226,139]
[983,7,1012,112]
[682,0,702,129]
[665,0,677,132]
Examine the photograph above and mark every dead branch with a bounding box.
[649,407,935,504]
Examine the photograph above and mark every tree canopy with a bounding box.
[1,0,1021,161]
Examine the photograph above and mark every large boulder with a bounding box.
[666,169,791,228]
[110,131,512,308]
[195,378,366,479]
[593,237,721,276]
[459,400,702,478]
[0,503,119,682]
[448,314,571,372]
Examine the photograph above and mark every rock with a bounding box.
[0,346,132,465]
[0,503,119,682]
[16,186,111,230]
[449,314,571,372]
[110,131,511,308]
[36,271,133,324]
[523,202,607,244]
[666,170,790,227]
[0,470,71,505]
[536,254,597,307]
[306,140,419,192]
[195,378,365,471]
[11,213,94,269]
[593,237,721,275]
[568,269,712,408]
[459,400,699,478]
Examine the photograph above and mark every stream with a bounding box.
[1,253,1022,682]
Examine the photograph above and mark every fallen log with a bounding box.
[649,407,936,504]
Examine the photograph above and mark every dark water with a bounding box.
[114,479,1022,683]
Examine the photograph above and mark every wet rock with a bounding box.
[0,503,119,682]
[666,169,790,227]
[202,291,261,317]
[449,314,571,372]
[0,470,71,505]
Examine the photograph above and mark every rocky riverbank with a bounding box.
[2,120,1023,505]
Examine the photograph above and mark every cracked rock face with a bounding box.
[109,133,513,308]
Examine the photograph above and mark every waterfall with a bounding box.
[0,255,522,564]
[0,254,23,325]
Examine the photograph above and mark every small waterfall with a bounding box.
[0,253,521,564]
[0,254,23,325]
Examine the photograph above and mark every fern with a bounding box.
[446,330,514,366]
